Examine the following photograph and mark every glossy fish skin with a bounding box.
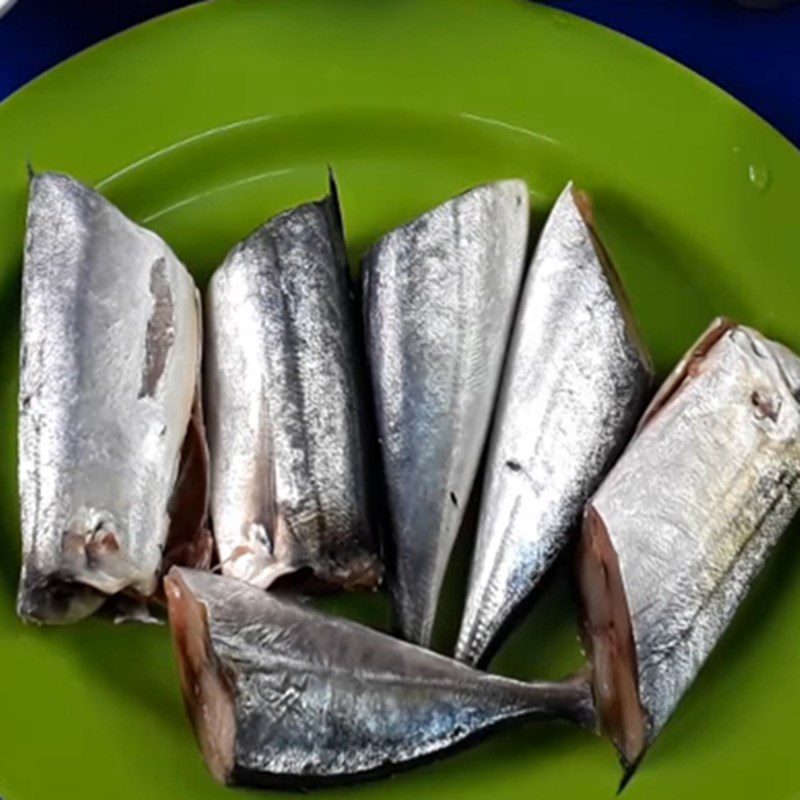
[206,186,381,592]
[18,172,203,624]
[456,183,653,667]
[165,567,596,788]
[579,319,800,769]
[363,181,530,646]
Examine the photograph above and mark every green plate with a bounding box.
[0,1,798,798]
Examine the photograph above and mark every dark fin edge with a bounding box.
[322,165,348,276]
[323,167,388,585]
[617,753,645,794]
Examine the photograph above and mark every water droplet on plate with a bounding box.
[747,163,770,192]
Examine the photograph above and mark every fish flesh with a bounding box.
[578,318,800,773]
[205,181,381,592]
[165,566,596,788]
[18,172,208,624]
[363,181,530,646]
[456,183,652,667]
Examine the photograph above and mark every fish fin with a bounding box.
[322,165,350,280]
[326,163,339,203]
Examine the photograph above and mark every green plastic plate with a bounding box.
[0,1,798,798]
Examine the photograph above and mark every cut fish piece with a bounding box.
[456,183,652,667]
[578,319,800,772]
[205,180,381,592]
[18,172,207,624]
[165,567,596,788]
[363,180,530,646]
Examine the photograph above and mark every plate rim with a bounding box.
[1,0,797,160]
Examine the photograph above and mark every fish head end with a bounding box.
[16,563,105,624]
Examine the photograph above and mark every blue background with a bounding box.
[0,0,799,147]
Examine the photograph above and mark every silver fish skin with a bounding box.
[456,183,652,667]
[578,318,800,770]
[363,181,530,646]
[205,186,381,592]
[165,567,596,788]
[18,172,203,624]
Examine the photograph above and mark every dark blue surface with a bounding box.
[1,0,799,146]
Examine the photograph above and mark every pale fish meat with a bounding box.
[578,318,800,774]
[363,181,530,646]
[18,172,209,624]
[205,182,381,592]
[456,183,652,667]
[165,566,596,788]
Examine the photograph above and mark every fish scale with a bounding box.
[205,180,382,593]
[165,567,596,788]
[579,319,800,771]
[17,172,206,624]
[363,180,530,646]
[456,183,652,667]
